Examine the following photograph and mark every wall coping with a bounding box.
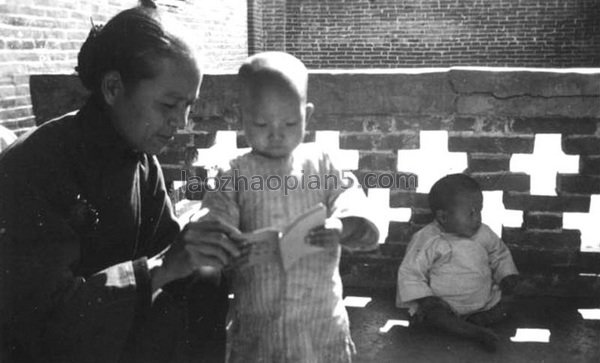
[308,67,600,74]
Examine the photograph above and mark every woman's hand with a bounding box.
[149,219,245,291]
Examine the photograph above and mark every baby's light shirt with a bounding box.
[396,221,518,315]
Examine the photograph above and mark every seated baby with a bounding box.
[396,173,519,351]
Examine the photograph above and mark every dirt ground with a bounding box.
[346,287,600,363]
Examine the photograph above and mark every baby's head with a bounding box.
[428,174,483,238]
[237,51,314,159]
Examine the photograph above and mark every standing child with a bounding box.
[396,173,519,351]
[196,51,380,362]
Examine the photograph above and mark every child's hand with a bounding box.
[500,274,520,295]
[306,217,342,248]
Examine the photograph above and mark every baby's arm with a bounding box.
[481,225,519,290]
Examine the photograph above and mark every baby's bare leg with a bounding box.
[417,296,499,352]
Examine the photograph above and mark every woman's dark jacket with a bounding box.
[0,100,225,363]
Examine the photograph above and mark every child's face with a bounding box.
[241,85,313,159]
[437,191,483,238]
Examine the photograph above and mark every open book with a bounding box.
[239,203,327,270]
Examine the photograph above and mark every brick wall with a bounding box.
[25,69,600,295]
[0,0,247,134]
[253,0,600,69]
[193,69,600,295]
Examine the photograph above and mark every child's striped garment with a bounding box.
[198,143,379,363]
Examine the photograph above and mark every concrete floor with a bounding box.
[345,287,600,363]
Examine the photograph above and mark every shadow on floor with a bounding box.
[345,288,600,363]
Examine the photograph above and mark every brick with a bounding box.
[460,94,600,117]
[448,135,534,153]
[511,117,598,134]
[193,132,217,148]
[579,252,600,273]
[563,136,600,155]
[378,243,407,257]
[386,222,415,243]
[340,134,380,150]
[307,115,364,131]
[503,192,590,212]
[358,151,397,172]
[162,165,208,184]
[523,212,563,230]
[171,133,194,148]
[379,133,419,150]
[340,254,400,288]
[509,247,580,271]
[389,191,429,209]
[191,116,235,132]
[502,227,581,251]
[468,153,511,172]
[450,70,600,98]
[452,116,477,131]
[157,149,185,165]
[410,209,434,225]
[385,221,421,245]
[362,116,395,133]
[556,174,600,195]
[394,115,444,131]
[471,172,530,192]
[580,156,600,175]
[29,75,88,125]
[309,72,455,116]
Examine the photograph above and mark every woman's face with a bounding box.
[107,56,201,155]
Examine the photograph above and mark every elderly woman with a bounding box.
[0,2,241,362]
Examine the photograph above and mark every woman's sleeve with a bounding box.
[0,183,151,362]
[143,155,181,255]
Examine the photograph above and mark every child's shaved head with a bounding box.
[237,52,313,159]
[429,174,482,213]
[238,51,309,103]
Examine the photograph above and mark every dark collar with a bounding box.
[78,98,142,161]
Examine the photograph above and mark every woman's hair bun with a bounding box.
[140,0,158,9]
[76,19,104,91]
[75,2,195,98]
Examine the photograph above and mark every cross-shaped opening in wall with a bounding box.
[564,195,600,253]
[195,130,248,169]
[482,191,523,237]
[510,134,579,196]
[397,130,468,193]
[369,188,412,244]
[314,131,359,170]
[186,129,597,252]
